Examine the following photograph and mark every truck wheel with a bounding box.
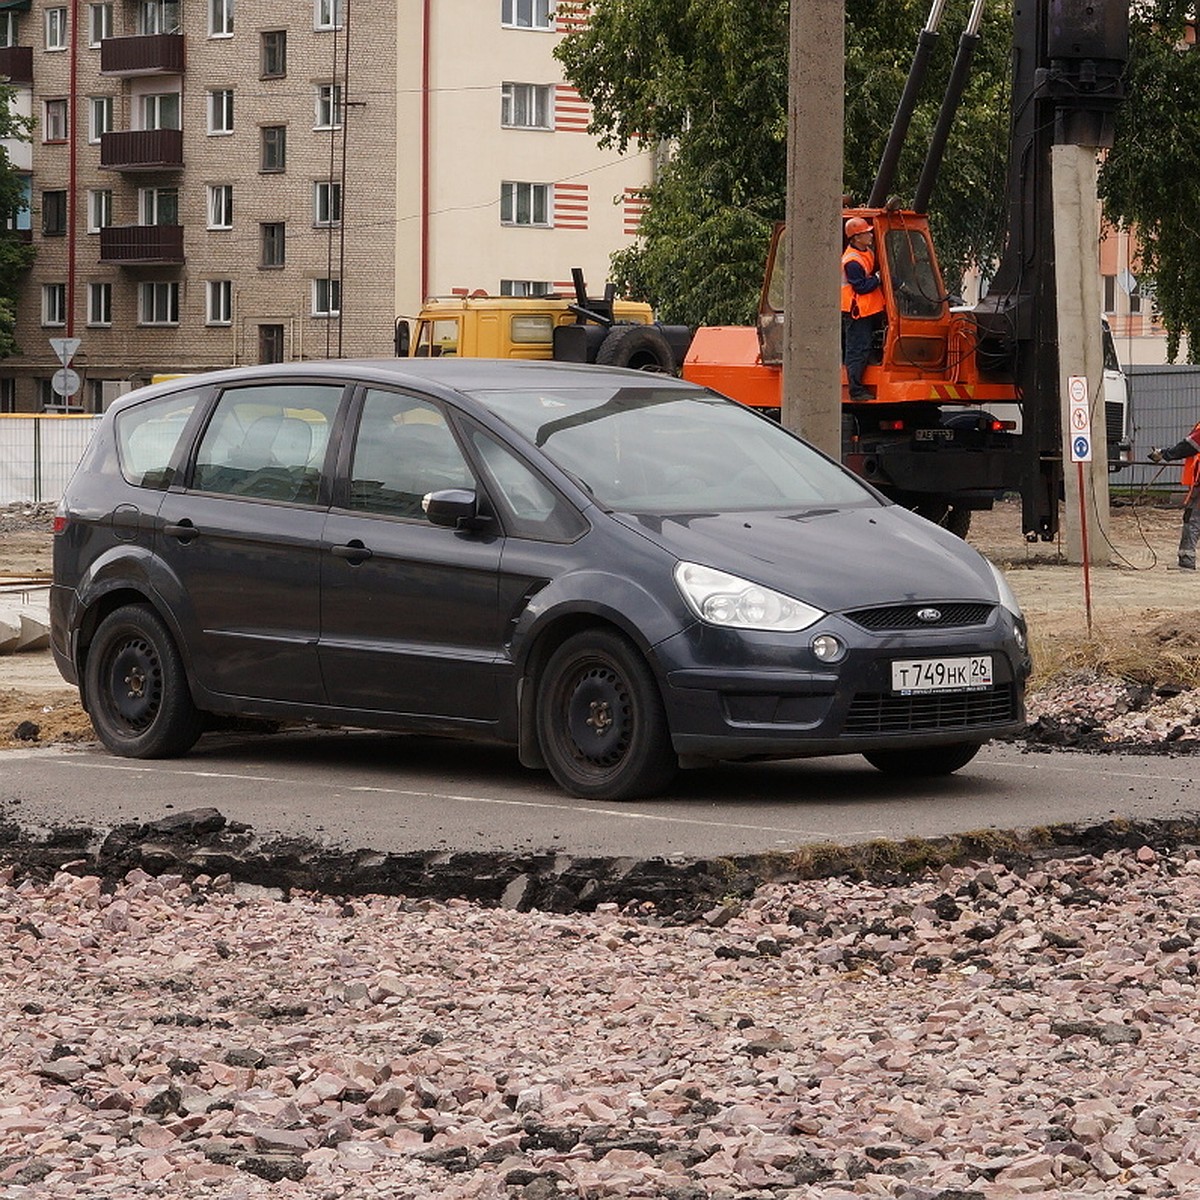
[595,325,675,373]
[942,506,972,539]
[862,741,982,777]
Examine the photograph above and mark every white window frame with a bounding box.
[312,278,341,318]
[88,282,112,327]
[313,181,341,227]
[206,184,233,230]
[500,279,551,297]
[206,280,233,325]
[207,89,233,135]
[43,99,68,142]
[89,95,113,144]
[42,283,67,327]
[139,186,178,226]
[501,83,551,129]
[45,7,68,50]
[138,0,180,35]
[139,281,180,326]
[500,181,549,227]
[88,2,112,46]
[87,188,113,233]
[0,12,18,48]
[501,0,552,30]
[209,0,233,37]
[314,84,342,130]
[314,0,342,31]
[141,92,181,131]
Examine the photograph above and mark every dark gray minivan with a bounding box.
[51,360,1030,800]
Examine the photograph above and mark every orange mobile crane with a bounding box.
[682,0,1129,541]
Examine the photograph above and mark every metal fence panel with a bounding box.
[0,415,102,504]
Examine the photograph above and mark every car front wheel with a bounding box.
[536,629,677,800]
[862,741,982,777]
[84,604,204,758]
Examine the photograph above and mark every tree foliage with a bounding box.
[556,0,1013,327]
[1098,1,1200,362]
[0,82,34,358]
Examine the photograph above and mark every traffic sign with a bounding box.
[1072,434,1092,463]
[51,367,81,397]
[1067,375,1091,462]
[49,337,81,366]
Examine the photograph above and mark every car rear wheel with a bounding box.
[536,630,677,800]
[862,741,982,777]
[85,604,204,758]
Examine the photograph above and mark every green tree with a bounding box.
[556,0,1013,327]
[1098,1,1200,362]
[0,81,34,358]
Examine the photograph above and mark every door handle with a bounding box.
[331,540,373,564]
[163,520,198,543]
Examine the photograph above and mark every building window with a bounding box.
[500,181,549,227]
[210,0,233,36]
[139,281,180,325]
[43,99,68,143]
[312,278,340,318]
[41,190,67,236]
[0,13,18,48]
[88,2,112,45]
[138,0,180,35]
[1102,275,1116,314]
[207,280,232,325]
[0,378,14,413]
[259,323,284,363]
[501,83,551,129]
[313,181,341,227]
[45,7,68,50]
[139,186,178,226]
[261,30,286,77]
[208,89,233,135]
[141,92,181,131]
[500,279,550,297]
[314,84,342,130]
[88,282,112,327]
[314,0,341,31]
[42,283,67,326]
[89,96,114,143]
[261,125,286,173]
[87,188,113,233]
[207,184,233,229]
[260,221,285,267]
[502,0,551,29]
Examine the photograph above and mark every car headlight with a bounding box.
[987,560,1023,620]
[674,562,824,632]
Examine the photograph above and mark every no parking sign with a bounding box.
[1068,375,1091,462]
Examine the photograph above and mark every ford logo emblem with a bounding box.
[917,607,942,623]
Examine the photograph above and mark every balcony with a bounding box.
[100,128,183,171]
[100,34,184,77]
[0,46,33,86]
[100,224,184,264]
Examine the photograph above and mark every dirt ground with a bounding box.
[2,497,1198,750]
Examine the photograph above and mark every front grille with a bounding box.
[845,602,994,632]
[1105,400,1125,444]
[844,684,1018,734]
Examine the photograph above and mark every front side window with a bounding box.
[314,84,342,130]
[139,280,180,325]
[501,83,550,129]
[42,283,67,326]
[140,186,178,226]
[312,277,340,318]
[502,0,552,29]
[89,95,113,143]
[141,92,181,131]
[206,279,232,325]
[44,99,68,142]
[260,221,285,267]
[138,0,180,35]
[500,181,549,227]
[45,7,68,49]
[88,3,112,45]
[207,184,233,229]
[114,389,199,489]
[261,30,286,77]
[349,391,473,519]
[88,281,112,326]
[469,428,584,542]
[313,181,340,226]
[87,188,112,233]
[41,190,67,236]
[208,89,233,135]
[261,125,286,172]
[314,0,341,30]
[884,228,945,320]
[210,0,233,36]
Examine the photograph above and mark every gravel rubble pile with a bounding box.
[6,850,1200,1199]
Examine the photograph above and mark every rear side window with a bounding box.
[114,390,201,489]
[192,383,343,504]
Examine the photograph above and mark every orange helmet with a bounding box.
[845,217,871,237]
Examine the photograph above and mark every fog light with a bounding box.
[811,634,846,663]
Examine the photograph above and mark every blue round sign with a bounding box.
[1073,435,1090,460]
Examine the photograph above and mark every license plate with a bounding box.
[891,655,993,694]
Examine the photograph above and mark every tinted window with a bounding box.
[348,390,473,519]
[469,428,585,542]
[114,390,200,489]
[884,228,944,318]
[192,384,342,503]
[468,386,875,514]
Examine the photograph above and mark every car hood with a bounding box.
[616,504,998,612]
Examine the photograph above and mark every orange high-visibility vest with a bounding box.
[841,246,886,318]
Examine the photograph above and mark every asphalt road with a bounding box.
[2,732,1197,858]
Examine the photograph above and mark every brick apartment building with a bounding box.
[0,0,655,412]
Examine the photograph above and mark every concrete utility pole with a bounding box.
[782,0,844,457]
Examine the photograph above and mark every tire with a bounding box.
[595,325,675,373]
[862,741,982,777]
[84,604,204,758]
[536,629,677,800]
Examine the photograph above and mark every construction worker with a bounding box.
[1149,419,1200,570]
[841,217,886,401]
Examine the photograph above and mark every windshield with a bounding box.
[467,385,878,513]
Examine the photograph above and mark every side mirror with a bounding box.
[394,318,411,358]
[422,488,488,530]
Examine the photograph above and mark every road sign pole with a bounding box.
[1077,460,1092,636]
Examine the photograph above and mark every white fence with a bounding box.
[0,414,102,504]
